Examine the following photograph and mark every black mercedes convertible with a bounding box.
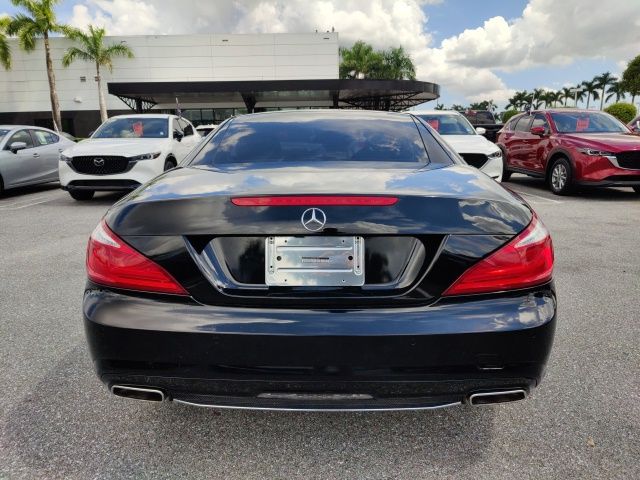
[84,110,556,411]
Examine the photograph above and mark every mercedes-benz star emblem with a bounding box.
[93,157,105,167]
[301,208,327,232]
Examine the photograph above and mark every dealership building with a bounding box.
[0,33,439,137]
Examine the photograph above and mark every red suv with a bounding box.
[497,109,640,195]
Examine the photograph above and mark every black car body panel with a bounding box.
[84,111,556,410]
[85,283,556,409]
[106,165,531,236]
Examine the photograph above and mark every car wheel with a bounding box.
[548,157,573,195]
[0,175,4,197]
[69,190,95,201]
[164,158,177,171]
[502,165,512,182]
[500,149,512,181]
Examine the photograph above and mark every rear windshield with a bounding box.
[189,113,431,167]
[415,114,476,135]
[550,112,628,133]
[93,117,169,139]
[462,111,495,124]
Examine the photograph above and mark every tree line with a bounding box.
[339,40,416,80]
[505,69,637,111]
[0,0,134,131]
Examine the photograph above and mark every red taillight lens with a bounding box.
[86,220,188,295]
[443,215,554,296]
[231,196,398,206]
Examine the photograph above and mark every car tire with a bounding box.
[633,186,640,194]
[69,190,95,201]
[0,175,4,197]
[164,158,177,171]
[500,149,512,181]
[548,157,573,195]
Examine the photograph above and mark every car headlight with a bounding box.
[130,152,162,161]
[60,154,72,162]
[487,150,502,158]
[577,148,615,157]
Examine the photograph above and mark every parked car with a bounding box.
[461,110,502,142]
[195,124,218,136]
[84,110,556,411]
[0,125,74,195]
[411,110,503,181]
[497,109,640,195]
[628,115,640,134]
[59,114,200,200]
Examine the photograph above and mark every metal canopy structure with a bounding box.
[107,79,439,113]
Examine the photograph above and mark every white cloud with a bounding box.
[439,0,640,72]
[67,0,640,105]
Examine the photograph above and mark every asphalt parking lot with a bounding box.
[1,174,638,480]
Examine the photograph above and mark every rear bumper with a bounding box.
[84,283,557,410]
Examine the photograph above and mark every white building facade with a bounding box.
[0,33,339,135]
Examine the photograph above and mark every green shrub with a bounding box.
[603,102,637,124]
[501,109,520,123]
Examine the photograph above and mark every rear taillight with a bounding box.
[86,220,188,295]
[443,214,553,296]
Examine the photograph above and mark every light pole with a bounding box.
[569,87,584,107]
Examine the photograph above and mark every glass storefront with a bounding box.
[162,106,328,126]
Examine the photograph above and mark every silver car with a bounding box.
[0,125,75,195]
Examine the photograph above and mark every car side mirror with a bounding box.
[530,126,546,136]
[9,141,27,153]
[173,130,184,141]
[475,127,487,135]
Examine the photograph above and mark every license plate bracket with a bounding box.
[265,236,364,287]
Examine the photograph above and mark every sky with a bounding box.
[1,0,639,109]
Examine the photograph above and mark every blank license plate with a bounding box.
[265,236,364,287]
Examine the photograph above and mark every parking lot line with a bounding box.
[508,187,563,204]
[1,199,55,210]
[0,190,63,210]
[0,195,52,208]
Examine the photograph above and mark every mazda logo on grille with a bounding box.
[93,157,105,167]
[301,208,327,232]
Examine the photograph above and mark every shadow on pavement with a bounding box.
[505,175,638,201]
[1,343,497,479]
[0,182,60,199]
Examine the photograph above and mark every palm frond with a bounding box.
[62,46,92,67]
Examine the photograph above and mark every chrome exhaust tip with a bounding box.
[468,389,527,406]
[110,385,165,402]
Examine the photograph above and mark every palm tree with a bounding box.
[605,81,626,104]
[581,80,599,109]
[531,88,546,108]
[63,25,134,122]
[8,0,75,131]
[594,72,616,110]
[0,16,11,70]
[561,87,573,106]
[380,46,415,80]
[506,91,525,110]
[546,91,562,107]
[339,41,383,79]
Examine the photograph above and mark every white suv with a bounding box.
[59,114,200,200]
[410,109,503,181]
